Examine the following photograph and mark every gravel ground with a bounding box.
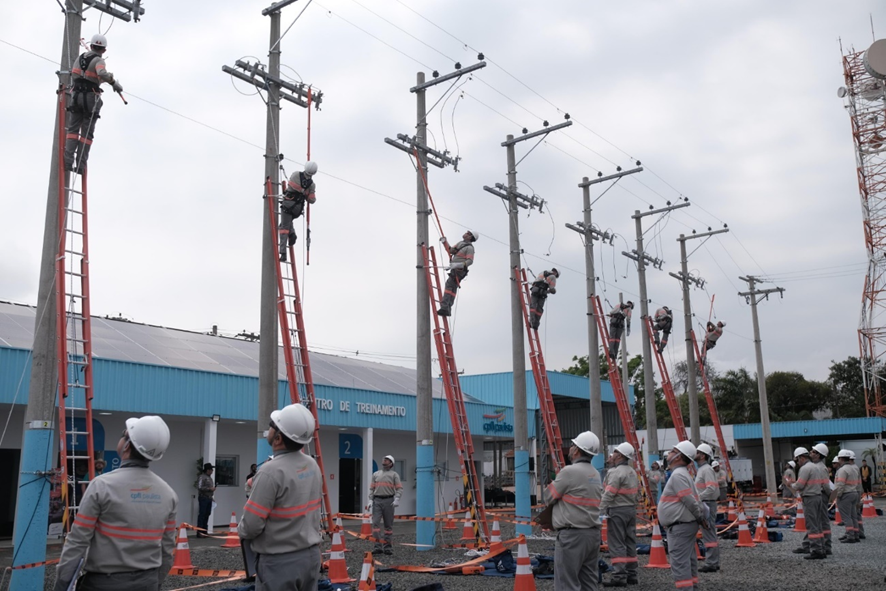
[21,499,886,590]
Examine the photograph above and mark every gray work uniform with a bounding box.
[716,468,728,501]
[782,467,797,500]
[545,457,603,591]
[793,460,827,555]
[438,240,475,314]
[647,468,665,502]
[53,459,178,591]
[278,171,316,257]
[815,461,833,553]
[658,466,703,591]
[239,449,323,591]
[694,461,720,568]
[853,462,865,538]
[369,468,402,550]
[834,463,860,541]
[600,462,638,584]
[608,305,632,360]
[652,307,673,352]
[529,271,557,330]
[64,51,118,173]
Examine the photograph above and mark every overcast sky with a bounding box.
[2,1,883,385]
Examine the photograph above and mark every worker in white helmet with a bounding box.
[810,443,833,555]
[607,301,634,360]
[782,460,798,500]
[278,162,318,262]
[54,416,177,591]
[239,404,322,591]
[600,442,639,587]
[791,446,826,559]
[658,440,706,591]
[832,450,860,543]
[652,306,674,353]
[368,454,403,555]
[64,33,123,174]
[700,321,725,363]
[694,443,720,573]
[544,431,604,591]
[528,268,559,330]
[848,451,866,540]
[437,230,478,317]
[712,461,728,501]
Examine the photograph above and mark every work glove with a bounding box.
[112,80,123,93]
[393,499,400,508]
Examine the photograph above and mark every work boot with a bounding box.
[792,547,809,554]
[699,565,719,573]
[602,579,626,588]
[383,547,393,555]
[838,535,848,541]
[626,577,639,585]
[804,552,826,560]
[372,546,384,555]
[826,549,833,555]
[841,538,859,544]
[529,322,539,331]
[437,307,451,317]
[288,233,297,246]
[859,533,866,539]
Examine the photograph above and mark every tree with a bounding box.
[765,372,830,421]
[711,368,756,424]
[827,356,867,418]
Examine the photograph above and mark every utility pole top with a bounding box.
[83,0,145,22]
[677,227,729,242]
[263,0,301,16]
[669,270,705,289]
[483,183,544,212]
[578,166,643,188]
[501,120,572,147]
[383,134,457,170]
[738,275,786,300]
[633,200,691,219]
[622,249,664,270]
[410,61,486,93]
[565,221,614,244]
[222,59,321,109]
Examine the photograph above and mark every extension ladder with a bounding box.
[691,330,735,492]
[592,296,656,514]
[55,86,96,532]
[516,268,565,476]
[422,244,489,544]
[266,179,333,533]
[643,316,689,442]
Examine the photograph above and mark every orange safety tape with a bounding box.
[386,538,518,573]
[4,558,60,571]
[168,568,247,578]
[168,575,244,590]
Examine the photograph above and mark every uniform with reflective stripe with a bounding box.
[658,466,703,528]
[53,459,178,591]
[545,457,602,530]
[601,461,638,584]
[694,461,719,568]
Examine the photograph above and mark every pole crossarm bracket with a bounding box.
[83,0,145,21]
[483,183,544,212]
[501,120,572,147]
[384,138,445,168]
[410,61,487,93]
[632,200,690,219]
[738,275,785,304]
[222,59,321,108]
[565,221,614,244]
[669,270,705,289]
[578,166,643,187]
[622,249,664,269]
[262,0,300,15]
[677,227,729,242]
[384,134,457,169]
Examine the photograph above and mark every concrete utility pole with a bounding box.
[623,201,689,464]
[384,59,485,550]
[222,0,320,464]
[669,227,728,444]
[14,2,144,588]
[738,275,784,496]
[483,119,571,534]
[566,166,641,464]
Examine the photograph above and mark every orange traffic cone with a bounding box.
[460,511,475,541]
[361,505,372,536]
[172,524,195,570]
[644,523,669,568]
[444,503,457,530]
[753,509,771,544]
[735,512,756,547]
[834,504,843,526]
[601,514,608,546]
[221,512,240,548]
[726,500,737,522]
[765,495,775,518]
[327,528,353,583]
[863,494,877,518]
[357,551,376,591]
[489,519,502,551]
[514,534,537,591]
[793,501,807,532]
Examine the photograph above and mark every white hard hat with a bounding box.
[793,447,809,458]
[270,403,315,444]
[787,460,796,469]
[848,450,856,460]
[384,455,395,463]
[837,449,852,459]
[812,443,829,457]
[90,34,107,49]
[303,161,318,176]
[125,416,170,461]
[696,443,714,458]
[614,442,634,460]
[674,440,697,460]
[467,230,479,242]
[711,460,720,468]
[572,431,600,456]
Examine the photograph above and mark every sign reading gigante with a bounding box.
[482,409,514,433]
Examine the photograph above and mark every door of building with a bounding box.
[0,449,21,537]
[338,457,362,514]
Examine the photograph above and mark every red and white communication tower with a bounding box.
[841,39,886,418]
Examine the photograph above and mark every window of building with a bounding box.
[395,459,406,482]
[214,455,238,486]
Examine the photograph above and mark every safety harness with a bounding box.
[70,52,102,114]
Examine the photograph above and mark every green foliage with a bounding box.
[765,371,830,421]
[711,368,757,424]
[827,356,867,418]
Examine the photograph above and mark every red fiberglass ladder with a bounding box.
[54,87,97,531]
[691,330,736,492]
[592,296,656,514]
[422,244,489,544]
[265,179,333,533]
[644,316,690,442]
[516,268,565,476]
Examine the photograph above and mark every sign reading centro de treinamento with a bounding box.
[315,398,407,417]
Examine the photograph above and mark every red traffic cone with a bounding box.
[695,529,705,561]
[172,524,195,570]
[735,512,756,547]
[221,512,240,548]
[752,509,771,544]
[644,523,669,568]
[600,514,609,551]
[361,505,372,536]
[335,515,348,551]
[765,495,775,518]
[726,500,737,522]
[443,503,457,530]
[514,534,537,591]
[834,504,843,526]
[490,518,502,550]
[357,551,376,591]
[327,528,354,583]
[863,494,877,519]
[460,511,475,541]
[793,501,807,532]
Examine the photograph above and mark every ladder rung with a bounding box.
[63,207,84,214]
[64,249,85,256]
[65,271,86,278]
[65,188,84,196]
[63,406,88,412]
[67,454,91,460]
[66,229,84,236]
[66,337,88,343]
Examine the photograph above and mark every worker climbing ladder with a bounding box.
[643,316,690,442]
[691,330,736,493]
[54,87,97,531]
[516,268,566,477]
[592,296,656,514]
[422,244,489,544]
[265,178,334,533]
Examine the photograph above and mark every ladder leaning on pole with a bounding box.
[265,178,334,533]
[54,85,97,532]
[516,268,565,478]
[592,296,656,515]
[422,244,489,545]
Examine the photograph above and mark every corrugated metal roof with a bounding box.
[0,300,473,402]
[733,417,886,440]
